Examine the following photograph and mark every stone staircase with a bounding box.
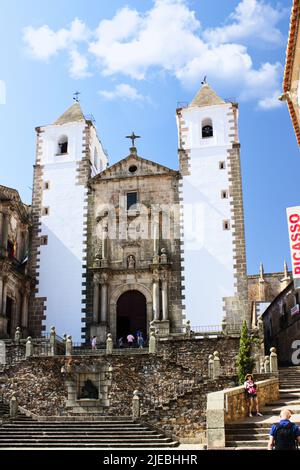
[225,367,300,449]
[0,416,179,448]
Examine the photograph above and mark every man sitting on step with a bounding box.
[268,408,300,450]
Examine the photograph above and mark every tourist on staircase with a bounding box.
[244,374,263,417]
[268,408,300,450]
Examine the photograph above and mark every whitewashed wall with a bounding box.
[180,103,236,327]
[37,121,107,340]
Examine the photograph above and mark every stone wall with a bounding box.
[206,377,279,448]
[224,377,279,423]
[145,376,236,443]
[158,336,240,375]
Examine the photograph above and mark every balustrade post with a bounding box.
[270,347,278,374]
[149,332,156,354]
[213,351,221,379]
[106,333,113,354]
[264,355,270,374]
[208,354,214,379]
[49,326,56,356]
[25,337,33,358]
[65,336,73,357]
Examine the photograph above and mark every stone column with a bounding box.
[152,275,160,321]
[93,275,100,323]
[0,277,3,316]
[0,213,3,252]
[21,292,29,328]
[161,277,168,321]
[2,214,8,254]
[100,279,108,323]
[102,225,108,266]
[2,280,7,316]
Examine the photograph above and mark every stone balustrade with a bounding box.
[206,377,279,448]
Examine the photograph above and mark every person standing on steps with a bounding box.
[268,408,300,450]
[244,373,263,417]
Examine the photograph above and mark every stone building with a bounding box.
[85,147,182,343]
[177,83,248,327]
[262,280,300,365]
[0,185,31,338]
[280,0,300,146]
[27,82,255,342]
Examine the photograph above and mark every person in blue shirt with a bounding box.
[268,408,300,450]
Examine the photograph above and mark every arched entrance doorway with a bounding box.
[116,290,147,341]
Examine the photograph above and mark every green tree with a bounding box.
[237,320,255,385]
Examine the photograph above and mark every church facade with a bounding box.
[0,83,256,341]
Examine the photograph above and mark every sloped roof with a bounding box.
[190,83,225,107]
[92,153,178,182]
[53,102,86,125]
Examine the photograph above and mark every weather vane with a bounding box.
[201,76,207,85]
[73,91,81,102]
[126,132,141,148]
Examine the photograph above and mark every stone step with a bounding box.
[0,431,160,436]
[225,429,270,435]
[0,442,179,448]
[225,440,267,447]
[0,437,174,443]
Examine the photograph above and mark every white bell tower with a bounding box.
[29,102,108,340]
[177,83,248,328]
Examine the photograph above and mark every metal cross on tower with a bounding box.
[73,91,81,102]
[126,132,141,148]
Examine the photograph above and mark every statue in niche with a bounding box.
[127,255,136,269]
[79,379,99,399]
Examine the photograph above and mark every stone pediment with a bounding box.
[0,185,30,221]
[91,154,178,182]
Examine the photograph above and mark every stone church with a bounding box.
[0,82,290,342]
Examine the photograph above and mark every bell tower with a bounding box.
[28,102,108,340]
[176,83,248,327]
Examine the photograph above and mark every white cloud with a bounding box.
[0,80,6,104]
[203,0,286,46]
[22,0,287,109]
[69,49,91,79]
[99,83,146,101]
[258,90,283,109]
[23,18,89,60]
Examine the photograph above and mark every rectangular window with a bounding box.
[127,192,137,210]
[44,181,50,190]
[42,207,49,216]
[221,190,228,199]
[219,161,226,170]
[223,220,230,230]
[40,236,48,246]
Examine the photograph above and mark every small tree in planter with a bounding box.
[237,320,255,385]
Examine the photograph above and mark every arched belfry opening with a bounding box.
[116,290,147,341]
[201,118,213,138]
[57,135,68,154]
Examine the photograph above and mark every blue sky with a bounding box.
[0,0,299,274]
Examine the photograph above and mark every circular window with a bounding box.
[129,165,138,173]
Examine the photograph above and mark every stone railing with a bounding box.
[206,377,279,448]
